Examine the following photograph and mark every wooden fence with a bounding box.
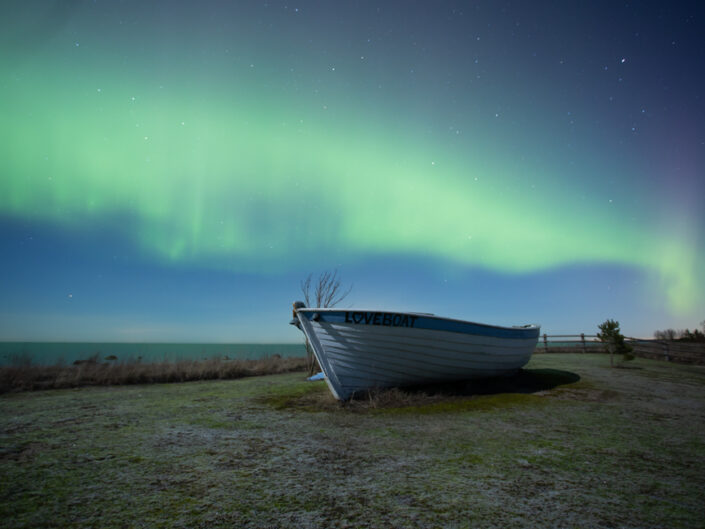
[536,334,705,365]
[626,339,705,365]
[536,334,602,354]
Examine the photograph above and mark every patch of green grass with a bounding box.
[262,364,582,414]
[190,417,234,429]
[374,391,548,415]
[258,379,330,410]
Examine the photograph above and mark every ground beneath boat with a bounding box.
[2,353,704,528]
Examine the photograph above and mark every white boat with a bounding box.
[290,301,540,400]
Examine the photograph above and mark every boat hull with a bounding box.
[294,308,540,400]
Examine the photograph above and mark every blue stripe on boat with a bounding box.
[297,310,539,340]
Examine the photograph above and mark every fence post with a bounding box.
[580,333,586,354]
[543,333,548,353]
[662,342,670,362]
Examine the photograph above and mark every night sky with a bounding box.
[1,1,703,342]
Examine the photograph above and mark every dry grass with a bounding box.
[0,355,308,393]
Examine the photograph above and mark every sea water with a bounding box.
[0,342,306,366]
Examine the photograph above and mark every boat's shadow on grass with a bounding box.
[403,368,581,398]
[332,369,582,411]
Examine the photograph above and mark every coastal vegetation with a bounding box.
[2,353,704,528]
[0,355,307,394]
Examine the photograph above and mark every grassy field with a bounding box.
[1,353,704,528]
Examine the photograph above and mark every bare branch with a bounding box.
[300,274,312,307]
[305,269,352,308]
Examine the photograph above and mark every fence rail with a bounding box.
[536,334,705,365]
[537,334,601,354]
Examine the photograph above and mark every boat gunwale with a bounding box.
[296,307,540,334]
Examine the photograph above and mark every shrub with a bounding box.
[597,319,634,366]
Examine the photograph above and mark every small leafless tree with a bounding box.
[299,270,353,375]
[300,269,353,309]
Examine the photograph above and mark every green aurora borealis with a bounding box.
[1,1,703,340]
